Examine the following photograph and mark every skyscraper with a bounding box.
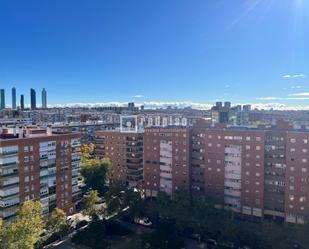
[20,94,24,110]
[30,88,36,109]
[42,88,47,109]
[0,89,5,110]
[12,87,16,109]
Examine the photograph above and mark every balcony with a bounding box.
[1,178,19,188]
[127,168,143,175]
[127,175,143,181]
[127,158,143,164]
[0,151,18,157]
[0,161,18,167]
[224,189,241,198]
[1,168,18,177]
[40,187,49,197]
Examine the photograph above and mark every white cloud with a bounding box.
[131,95,145,98]
[256,97,281,100]
[250,103,309,111]
[49,101,309,111]
[290,85,303,89]
[282,74,306,79]
[257,96,309,100]
[289,92,309,96]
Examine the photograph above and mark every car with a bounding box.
[134,217,152,226]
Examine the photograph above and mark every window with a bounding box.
[290,138,296,143]
[256,146,261,151]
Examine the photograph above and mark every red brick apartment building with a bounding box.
[94,130,143,188]
[0,127,82,221]
[191,119,309,224]
[94,119,309,224]
[143,127,191,197]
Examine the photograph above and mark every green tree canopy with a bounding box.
[5,201,43,249]
[83,190,101,219]
[80,147,110,195]
[46,208,68,237]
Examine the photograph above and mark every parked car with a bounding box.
[134,217,152,226]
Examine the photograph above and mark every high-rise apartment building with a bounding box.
[20,94,24,110]
[0,127,82,221]
[30,88,36,110]
[0,89,5,110]
[94,130,143,188]
[285,131,309,224]
[143,127,191,197]
[42,88,47,109]
[191,121,265,219]
[93,118,309,224]
[12,87,16,109]
[190,119,309,224]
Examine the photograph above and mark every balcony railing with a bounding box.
[0,151,18,157]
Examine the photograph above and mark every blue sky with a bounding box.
[0,0,308,108]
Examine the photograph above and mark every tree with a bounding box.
[81,144,95,164]
[80,157,110,196]
[171,189,193,233]
[5,201,43,249]
[0,218,3,248]
[106,196,122,215]
[142,219,185,249]
[83,190,101,219]
[46,208,68,238]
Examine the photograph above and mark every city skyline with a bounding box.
[0,87,47,109]
[0,0,308,109]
